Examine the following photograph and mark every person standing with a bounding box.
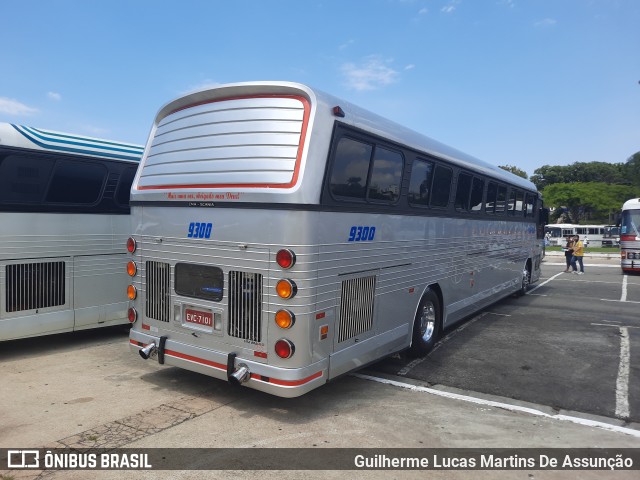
[563,235,574,272]
[571,235,585,275]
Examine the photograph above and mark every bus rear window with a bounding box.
[175,263,223,302]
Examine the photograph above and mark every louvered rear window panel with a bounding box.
[138,96,307,188]
[146,261,171,322]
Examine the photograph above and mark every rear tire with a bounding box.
[408,289,441,358]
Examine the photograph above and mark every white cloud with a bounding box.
[341,56,400,91]
[404,64,416,71]
[418,7,428,15]
[441,0,460,14]
[534,18,557,27]
[0,97,38,115]
[47,91,62,101]
[339,39,355,50]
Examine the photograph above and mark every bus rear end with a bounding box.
[126,82,332,397]
[620,198,640,273]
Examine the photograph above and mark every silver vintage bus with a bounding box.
[0,123,143,341]
[127,81,545,397]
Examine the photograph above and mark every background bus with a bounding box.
[620,198,640,273]
[127,81,546,397]
[544,223,610,247]
[0,123,143,341]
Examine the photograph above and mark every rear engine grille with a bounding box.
[146,261,171,322]
[228,271,262,342]
[5,261,66,312]
[337,275,376,343]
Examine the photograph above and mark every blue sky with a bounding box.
[1,0,638,177]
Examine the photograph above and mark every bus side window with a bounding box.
[329,137,373,201]
[115,166,137,207]
[0,153,54,205]
[486,182,497,214]
[367,147,403,203]
[454,172,472,211]
[495,185,507,214]
[470,177,484,212]
[430,165,453,208]
[46,160,107,205]
[408,158,434,206]
[525,193,534,216]
[515,190,524,215]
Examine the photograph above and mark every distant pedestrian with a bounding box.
[571,235,585,275]
[563,235,574,272]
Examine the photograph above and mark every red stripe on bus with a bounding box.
[136,94,310,191]
[130,340,323,387]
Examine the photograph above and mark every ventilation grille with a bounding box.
[337,275,376,343]
[146,261,171,322]
[5,261,66,312]
[228,271,263,342]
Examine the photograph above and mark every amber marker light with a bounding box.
[274,339,295,359]
[275,279,297,299]
[126,237,137,253]
[276,249,296,269]
[275,309,295,329]
[127,284,137,300]
[127,261,137,276]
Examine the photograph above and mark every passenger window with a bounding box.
[430,165,452,208]
[495,185,507,214]
[454,172,472,211]
[514,190,524,215]
[367,147,403,203]
[470,177,484,211]
[329,137,372,200]
[507,190,517,215]
[486,182,497,213]
[46,160,106,204]
[408,159,434,206]
[115,167,137,206]
[0,154,55,204]
[525,193,535,216]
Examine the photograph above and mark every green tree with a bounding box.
[499,165,528,179]
[542,182,640,223]
[623,152,640,187]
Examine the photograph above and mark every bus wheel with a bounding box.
[408,290,441,358]
[518,263,531,296]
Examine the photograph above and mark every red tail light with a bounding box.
[127,237,137,253]
[128,307,138,323]
[275,339,295,359]
[276,249,296,269]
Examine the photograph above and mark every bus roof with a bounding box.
[623,198,640,210]
[154,81,537,194]
[0,123,144,162]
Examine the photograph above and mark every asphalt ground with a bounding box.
[1,253,639,480]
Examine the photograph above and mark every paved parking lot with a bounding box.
[1,254,639,479]
[372,255,640,423]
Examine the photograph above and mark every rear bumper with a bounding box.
[129,329,328,398]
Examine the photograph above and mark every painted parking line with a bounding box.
[353,373,640,438]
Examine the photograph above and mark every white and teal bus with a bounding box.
[620,198,640,273]
[127,81,546,397]
[0,123,143,341]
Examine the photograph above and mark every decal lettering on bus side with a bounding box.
[187,222,212,239]
[348,226,376,242]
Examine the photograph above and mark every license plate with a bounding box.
[185,308,213,327]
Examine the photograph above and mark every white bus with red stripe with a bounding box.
[620,198,640,273]
[127,81,545,397]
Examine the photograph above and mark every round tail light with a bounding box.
[275,279,297,299]
[126,237,137,253]
[128,307,138,323]
[127,285,137,300]
[127,261,137,276]
[275,309,295,329]
[276,249,296,269]
[275,339,295,359]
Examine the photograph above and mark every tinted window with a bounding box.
[46,160,106,204]
[329,137,372,200]
[514,190,524,215]
[470,177,484,211]
[454,172,472,211]
[408,159,434,206]
[116,167,137,206]
[367,147,403,203]
[486,182,497,213]
[175,263,223,302]
[525,193,535,216]
[430,165,452,207]
[0,154,55,204]
[495,185,507,214]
